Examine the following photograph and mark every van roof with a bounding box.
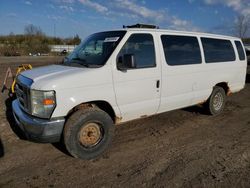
[104,28,240,40]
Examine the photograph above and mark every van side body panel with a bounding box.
[156,31,247,114]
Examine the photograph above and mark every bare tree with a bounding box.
[24,24,44,36]
[234,15,250,38]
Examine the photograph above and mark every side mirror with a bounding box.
[124,54,136,69]
[117,54,136,70]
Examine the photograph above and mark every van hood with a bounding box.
[21,65,81,81]
[20,64,110,90]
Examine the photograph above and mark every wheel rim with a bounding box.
[79,123,102,148]
[213,92,224,111]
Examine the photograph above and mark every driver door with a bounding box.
[113,33,161,122]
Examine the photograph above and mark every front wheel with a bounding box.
[64,107,114,159]
[205,86,226,115]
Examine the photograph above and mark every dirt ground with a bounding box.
[0,57,250,188]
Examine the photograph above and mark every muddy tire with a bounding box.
[64,108,114,160]
[205,86,226,115]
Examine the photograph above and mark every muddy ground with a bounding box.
[0,57,250,188]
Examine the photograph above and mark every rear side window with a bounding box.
[201,38,235,63]
[118,34,156,68]
[161,35,201,66]
[235,41,246,60]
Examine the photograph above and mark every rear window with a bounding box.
[161,35,201,66]
[235,41,246,61]
[201,38,235,63]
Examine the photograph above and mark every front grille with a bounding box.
[15,75,33,113]
[16,82,30,112]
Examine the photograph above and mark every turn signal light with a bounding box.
[43,99,55,105]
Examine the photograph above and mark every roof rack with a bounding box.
[123,23,159,29]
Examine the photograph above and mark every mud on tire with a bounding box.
[64,107,114,160]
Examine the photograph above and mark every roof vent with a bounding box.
[123,23,159,29]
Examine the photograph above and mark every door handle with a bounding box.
[156,80,160,88]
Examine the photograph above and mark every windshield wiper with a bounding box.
[64,57,102,68]
[70,58,90,67]
[71,57,83,61]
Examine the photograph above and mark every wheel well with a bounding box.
[67,101,116,123]
[215,82,230,95]
[93,101,116,122]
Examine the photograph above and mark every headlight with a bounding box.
[30,90,56,119]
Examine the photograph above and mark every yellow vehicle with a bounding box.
[1,64,32,95]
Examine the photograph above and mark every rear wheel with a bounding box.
[64,107,114,159]
[205,86,226,115]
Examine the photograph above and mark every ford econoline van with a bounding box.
[12,24,247,159]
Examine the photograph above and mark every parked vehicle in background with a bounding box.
[60,49,68,56]
[29,52,41,56]
[12,24,247,160]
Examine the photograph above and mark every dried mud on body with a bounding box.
[0,57,250,187]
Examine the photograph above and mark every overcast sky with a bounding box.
[0,0,250,38]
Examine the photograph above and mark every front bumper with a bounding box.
[12,99,65,143]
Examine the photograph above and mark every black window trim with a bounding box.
[116,33,157,70]
[160,34,202,66]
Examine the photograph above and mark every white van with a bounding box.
[12,24,247,159]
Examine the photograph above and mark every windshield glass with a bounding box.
[64,31,126,67]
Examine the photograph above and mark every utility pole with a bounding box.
[54,23,56,39]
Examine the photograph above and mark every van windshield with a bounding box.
[63,31,126,67]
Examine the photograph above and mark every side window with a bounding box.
[161,35,201,66]
[235,41,246,61]
[117,34,156,69]
[201,38,236,63]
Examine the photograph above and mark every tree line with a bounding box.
[0,24,81,56]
